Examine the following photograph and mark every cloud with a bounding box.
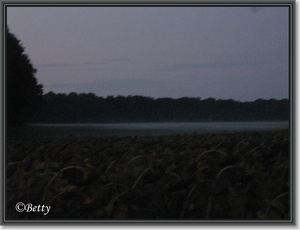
[46,78,166,93]
[106,58,131,63]
[36,63,76,68]
[35,58,132,70]
[98,79,166,90]
[156,60,265,72]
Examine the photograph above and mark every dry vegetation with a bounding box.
[6,130,290,221]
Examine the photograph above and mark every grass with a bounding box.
[6,129,290,221]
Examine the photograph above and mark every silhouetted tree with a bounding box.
[6,27,43,127]
[33,93,289,123]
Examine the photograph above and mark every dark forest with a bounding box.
[29,92,289,123]
[6,28,290,126]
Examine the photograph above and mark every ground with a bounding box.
[6,130,290,221]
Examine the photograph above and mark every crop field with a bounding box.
[6,130,290,221]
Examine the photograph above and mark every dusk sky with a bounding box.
[6,5,290,102]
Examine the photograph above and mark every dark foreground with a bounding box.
[6,130,290,221]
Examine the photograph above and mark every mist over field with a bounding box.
[5,5,292,222]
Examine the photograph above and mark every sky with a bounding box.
[6,5,290,102]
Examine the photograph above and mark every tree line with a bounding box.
[6,27,289,126]
[29,92,289,123]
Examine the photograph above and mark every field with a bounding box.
[6,129,290,221]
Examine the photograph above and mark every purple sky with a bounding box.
[6,6,290,101]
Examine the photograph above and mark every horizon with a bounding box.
[42,90,289,103]
[6,5,290,102]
